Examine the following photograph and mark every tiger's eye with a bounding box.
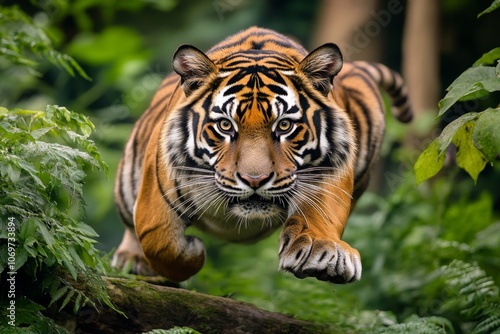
[278,119,292,132]
[218,119,233,133]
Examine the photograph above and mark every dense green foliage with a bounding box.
[0,6,89,79]
[415,1,500,184]
[0,1,499,333]
[415,47,500,183]
[0,105,115,332]
[0,5,114,331]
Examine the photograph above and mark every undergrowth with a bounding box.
[0,106,114,332]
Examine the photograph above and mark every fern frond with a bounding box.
[378,315,454,334]
[440,260,500,334]
[474,313,500,334]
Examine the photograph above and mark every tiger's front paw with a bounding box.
[278,221,362,284]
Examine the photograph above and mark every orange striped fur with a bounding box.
[112,27,412,283]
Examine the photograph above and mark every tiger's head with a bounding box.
[163,43,356,225]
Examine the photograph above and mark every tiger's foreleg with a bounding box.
[278,170,361,283]
[132,126,206,283]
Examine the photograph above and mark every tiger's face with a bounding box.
[165,44,355,224]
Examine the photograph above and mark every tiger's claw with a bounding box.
[278,222,361,284]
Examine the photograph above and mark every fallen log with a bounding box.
[73,277,333,334]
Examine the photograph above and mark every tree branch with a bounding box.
[73,277,332,334]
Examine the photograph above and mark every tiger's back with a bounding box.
[113,27,412,283]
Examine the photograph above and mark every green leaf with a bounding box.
[62,256,78,280]
[415,109,492,183]
[59,289,75,312]
[17,159,45,188]
[79,123,93,137]
[438,66,500,117]
[19,219,37,240]
[30,126,54,139]
[73,293,83,314]
[437,113,479,155]
[414,140,446,185]
[473,48,500,66]
[3,161,21,183]
[73,222,99,238]
[24,238,39,258]
[472,108,500,161]
[478,0,500,17]
[49,286,69,307]
[37,222,55,247]
[14,247,28,271]
[67,246,86,270]
[452,121,488,182]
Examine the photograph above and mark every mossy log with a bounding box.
[74,277,331,334]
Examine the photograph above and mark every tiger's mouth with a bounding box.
[229,194,268,203]
[227,194,287,219]
[228,194,284,206]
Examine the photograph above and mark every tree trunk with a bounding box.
[312,0,382,62]
[71,277,333,334]
[402,0,440,116]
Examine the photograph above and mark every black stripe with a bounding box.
[130,128,140,198]
[117,158,133,226]
[137,223,162,241]
[274,174,294,184]
[397,108,413,123]
[268,84,287,95]
[393,95,408,108]
[209,35,300,55]
[343,88,374,167]
[129,80,181,199]
[116,198,134,229]
[223,85,245,96]
[223,59,253,68]
[154,150,186,222]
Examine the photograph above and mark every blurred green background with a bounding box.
[1,0,500,332]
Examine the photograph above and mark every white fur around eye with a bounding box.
[211,86,239,119]
[270,85,300,120]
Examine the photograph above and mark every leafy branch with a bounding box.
[414,2,500,184]
[0,5,90,79]
[0,106,115,331]
[478,0,500,17]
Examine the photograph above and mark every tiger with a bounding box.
[112,26,412,284]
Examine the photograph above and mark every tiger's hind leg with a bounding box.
[112,156,157,276]
[112,227,157,276]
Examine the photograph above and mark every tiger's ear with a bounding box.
[298,43,343,96]
[172,45,217,96]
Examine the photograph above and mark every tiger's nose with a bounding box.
[237,172,274,189]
